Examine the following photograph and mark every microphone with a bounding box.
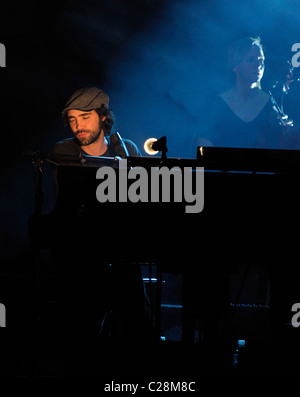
[110,131,129,158]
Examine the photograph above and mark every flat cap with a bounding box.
[62,87,109,116]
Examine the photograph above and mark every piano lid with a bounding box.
[197,146,300,173]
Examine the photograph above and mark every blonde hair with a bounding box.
[228,36,264,88]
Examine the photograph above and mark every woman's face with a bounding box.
[234,44,265,86]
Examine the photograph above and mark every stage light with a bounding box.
[144,136,168,158]
[144,137,159,155]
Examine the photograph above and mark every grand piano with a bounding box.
[28,147,300,345]
[29,146,300,264]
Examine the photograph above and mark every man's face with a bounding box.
[67,109,104,146]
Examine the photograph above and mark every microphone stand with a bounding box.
[28,150,47,375]
[32,151,47,216]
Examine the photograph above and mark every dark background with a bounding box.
[1,0,300,376]
[1,0,300,254]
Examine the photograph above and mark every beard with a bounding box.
[75,128,101,146]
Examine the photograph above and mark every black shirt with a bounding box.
[50,135,141,193]
[200,95,282,149]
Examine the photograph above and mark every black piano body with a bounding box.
[29,147,300,268]
[28,148,300,326]
[26,147,300,368]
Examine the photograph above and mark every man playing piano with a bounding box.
[51,86,140,191]
[48,87,153,374]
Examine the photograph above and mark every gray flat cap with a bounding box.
[62,87,109,116]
